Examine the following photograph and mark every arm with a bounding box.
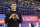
[5,12,11,23]
[17,12,23,23]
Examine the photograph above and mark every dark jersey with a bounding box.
[5,10,22,27]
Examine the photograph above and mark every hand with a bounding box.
[15,14,19,19]
[9,14,14,19]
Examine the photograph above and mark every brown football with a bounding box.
[12,14,19,22]
[13,18,17,22]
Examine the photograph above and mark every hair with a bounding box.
[11,1,16,5]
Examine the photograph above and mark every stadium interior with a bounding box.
[0,0,40,27]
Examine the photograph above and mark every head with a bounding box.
[32,3,36,7]
[28,2,32,6]
[11,1,16,11]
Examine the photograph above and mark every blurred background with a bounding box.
[0,0,40,27]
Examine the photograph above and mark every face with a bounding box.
[32,4,35,7]
[11,4,16,10]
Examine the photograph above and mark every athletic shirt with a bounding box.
[5,10,22,27]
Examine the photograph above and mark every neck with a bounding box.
[11,9,16,11]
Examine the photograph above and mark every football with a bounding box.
[12,13,19,22]
[13,18,17,22]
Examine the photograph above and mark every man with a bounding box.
[5,1,22,27]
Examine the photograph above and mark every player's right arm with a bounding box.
[5,12,11,23]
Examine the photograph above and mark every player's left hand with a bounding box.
[15,14,19,19]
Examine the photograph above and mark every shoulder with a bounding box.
[17,11,20,14]
[17,11,22,15]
